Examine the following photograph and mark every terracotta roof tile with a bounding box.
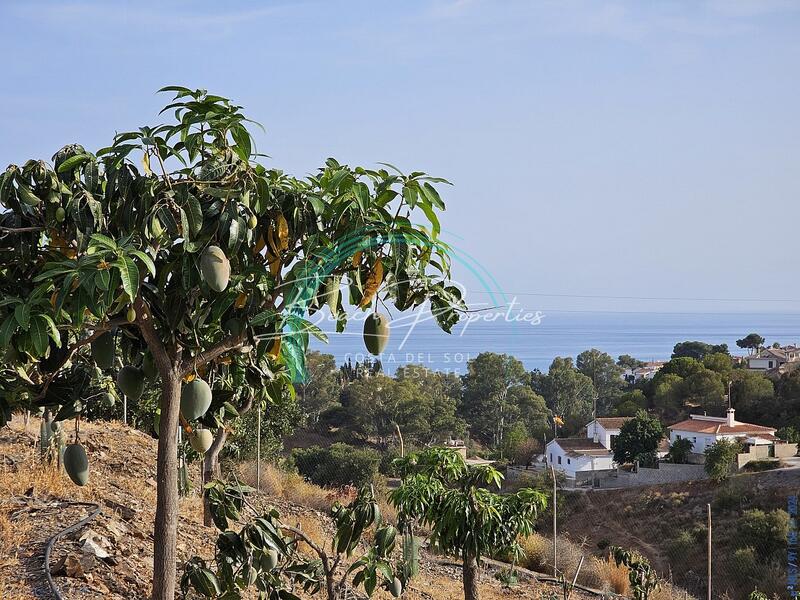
[668,419,776,435]
[592,417,634,430]
[549,437,610,457]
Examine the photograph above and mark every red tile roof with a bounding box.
[550,438,610,457]
[592,417,634,430]
[668,419,775,435]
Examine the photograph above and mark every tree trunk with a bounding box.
[203,427,228,527]
[463,552,480,600]
[152,372,181,600]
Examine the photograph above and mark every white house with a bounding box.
[746,345,800,372]
[585,416,633,450]
[622,361,665,383]
[545,438,615,479]
[667,409,777,454]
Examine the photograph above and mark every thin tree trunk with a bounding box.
[203,427,228,527]
[463,552,480,600]
[152,372,181,600]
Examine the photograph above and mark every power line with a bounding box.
[462,290,799,304]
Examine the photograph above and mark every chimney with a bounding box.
[726,408,736,427]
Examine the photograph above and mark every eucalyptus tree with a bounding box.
[0,86,464,599]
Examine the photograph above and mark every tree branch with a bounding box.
[133,297,174,376]
[180,332,245,376]
[34,317,128,402]
[0,226,44,233]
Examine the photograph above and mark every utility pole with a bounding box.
[256,401,262,494]
[551,465,557,578]
[591,394,598,489]
[707,503,712,600]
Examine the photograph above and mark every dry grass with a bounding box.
[283,512,329,555]
[650,581,699,600]
[592,555,631,595]
[239,460,397,520]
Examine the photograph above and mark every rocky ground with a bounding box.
[0,416,600,600]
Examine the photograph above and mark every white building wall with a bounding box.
[546,440,615,478]
[669,430,743,453]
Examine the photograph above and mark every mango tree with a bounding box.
[0,86,464,599]
[390,448,548,600]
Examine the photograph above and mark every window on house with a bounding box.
[676,434,681,440]
[692,437,697,443]
[549,453,553,462]
[769,361,774,368]
[557,456,562,464]
[567,458,571,464]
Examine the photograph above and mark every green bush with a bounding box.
[712,479,751,512]
[704,438,742,482]
[742,458,780,472]
[291,443,380,488]
[737,509,789,560]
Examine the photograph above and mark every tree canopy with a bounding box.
[0,86,464,598]
[612,411,664,467]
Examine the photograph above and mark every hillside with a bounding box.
[1,416,600,600]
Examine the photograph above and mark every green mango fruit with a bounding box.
[363,313,390,356]
[101,392,115,408]
[261,548,279,571]
[126,306,136,323]
[117,366,145,400]
[247,214,258,229]
[390,577,403,598]
[91,332,115,370]
[324,275,341,314]
[142,352,157,380]
[200,245,231,292]
[64,443,89,486]
[189,428,214,453]
[180,378,212,420]
[55,206,66,222]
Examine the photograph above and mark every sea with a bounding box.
[308,309,800,375]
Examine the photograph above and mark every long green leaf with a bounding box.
[29,316,49,356]
[114,256,140,299]
[129,250,156,277]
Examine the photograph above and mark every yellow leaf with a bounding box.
[359,258,384,308]
[142,152,152,176]
[267,337,281,358]
[276,214,289,251]
[351,250,362,268]
[183,373,196,383]
[235,292,247,309]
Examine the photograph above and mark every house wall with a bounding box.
[669,429,742,453]
[545,440,614,478]
[747,358,777,370]
[775,443,798,458]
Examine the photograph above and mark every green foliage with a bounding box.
[390,448,548,567]
[184,482,400,599]
[460,352,549,447]
[737,509,789,559]
[576,348,623,413]
[736,333,765,354]
[296,351,341,424]
[704,438,743,482]
[671,341,728,360]
[612,411,664,467]
[617,354,645,370]
[666,437,693,464]
[613,389,648,416]
[610,546,659,600]
[776,425,800,443]
[534,356,595,435]
[291,443,380,488]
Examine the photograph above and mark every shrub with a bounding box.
[666,437,693,464]
[712,479,751,512]
[291,443,380,488]
[742,458,780,472]
[593,555,631,595]
[737,509,789,559]
[704,438,742,482]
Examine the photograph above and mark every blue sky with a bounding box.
[2,0,799,314]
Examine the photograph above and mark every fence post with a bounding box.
[707,503,712,600]
[551,465,557,578]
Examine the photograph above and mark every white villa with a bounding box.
[746,345,800,372]
[545,417,632,479]
[667,408,776,454]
